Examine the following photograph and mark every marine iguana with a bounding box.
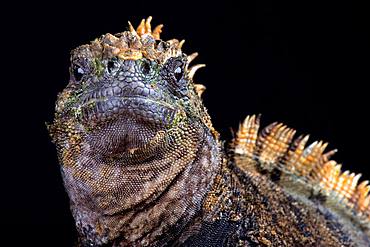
[48,17,370,246]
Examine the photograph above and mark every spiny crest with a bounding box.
[75,16,205,88]
[83,16,181,62]
[79,16,205,74]
[233,115,370,223]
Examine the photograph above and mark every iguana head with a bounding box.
[48,17,220,245]
[51,16,213,147]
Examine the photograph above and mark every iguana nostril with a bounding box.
[174,67,183,81]
[73,66,84,82]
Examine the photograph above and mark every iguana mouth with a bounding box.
[72,85,185,158]
[83,114,167,160]
[78,95,179,127]
[76,95,183,157]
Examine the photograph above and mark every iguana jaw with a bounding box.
[78,95,181,128]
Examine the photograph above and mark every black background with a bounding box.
[3,1,370,246]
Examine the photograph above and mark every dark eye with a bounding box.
[174,66,183,81]
[141,60,151,75]
[107,61,115,73]
[107,58,120,74]
[73,66,84,82]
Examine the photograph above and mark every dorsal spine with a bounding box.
[233,114,370,225]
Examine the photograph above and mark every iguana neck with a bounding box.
[62,121,222,246]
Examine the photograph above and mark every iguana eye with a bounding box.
[107,58,120,75]
[73,66,84,82]
[107,61,115,73]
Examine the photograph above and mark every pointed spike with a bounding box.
[363,184,370,197]
[322,149,338,162]
[253,115,259,123]
[353,173,362,187]
[234,118,249,155]
[347,172,357,187]
[194,84,206,97]
[280,125,289,134]
[302,135,310,145]
[321,160,339,190]
[178,39,185,49]
[272,123,286,138]
[334,164,342,174]
[285,128,295,140]
[275,122,283,128]
[259,122,277,140]
[343,173,359,200]
[281,128,295,145]
[234,114,261,156]
[248,115,255,130]
[336,170,351,199]
[358,183,370,212]
[330,164,342,191]
[128,21,135,32]
[339,170,350,183]
[307,141,319,149]
[288,129,297,141]
[236,116,250,140]
[257,122,295,164]
[292,135,305,146]
[274,123,284,132]
[298,140,323,176]
[248,114,261,151]
[307,140,327,160]
[276,126,289,140]
[145,16,152,33]
[281,134,304,169]
[295,134,310,152]
[267,122,279,130]
[187,52,199,65]
[255,114,261,128]
[152,24,163,40]
[243,115,250,126]
[137,19,146,35]
[281,125,291,134]
[255,122,278,157]
[358,181,370,195]
[320,142,329,154]
[363,195,370,210]
[188,64,206,79]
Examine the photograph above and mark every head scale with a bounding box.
[50,16,215,132]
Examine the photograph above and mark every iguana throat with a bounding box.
[60,119,221,245]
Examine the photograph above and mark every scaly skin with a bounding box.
[49,17,370,246]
